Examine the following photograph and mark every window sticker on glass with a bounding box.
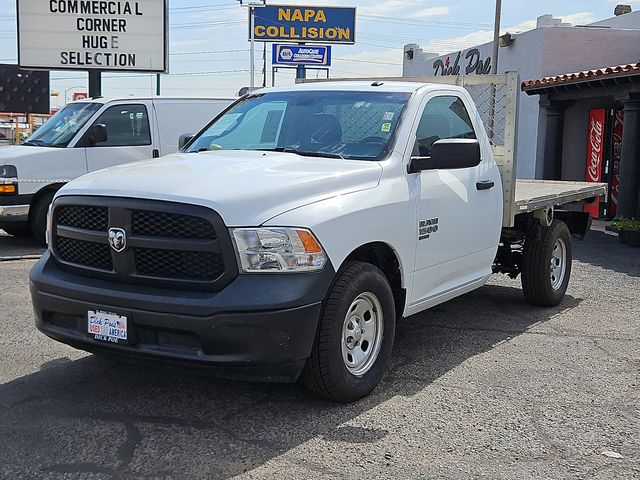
[381,123,392,133]
[383,112,394,121]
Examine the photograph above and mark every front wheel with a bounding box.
[521,219,572,307]
[301,262,396,402]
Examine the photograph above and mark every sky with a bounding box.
[0,0,631,106]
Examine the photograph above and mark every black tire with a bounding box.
[1,224,32,237]
[521,219,572,307]
[30,191,55,245]
[301,261,396,402]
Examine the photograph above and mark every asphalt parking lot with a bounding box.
[0,228,638,480]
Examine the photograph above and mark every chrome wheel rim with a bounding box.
[341,292,384,376]
[550,238,567,290]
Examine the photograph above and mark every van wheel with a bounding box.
[301,262,396,402]
[30,191,55,245]
[521,220,572,307]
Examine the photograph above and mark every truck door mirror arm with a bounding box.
[408,139,482,173]
[178,134,194,150]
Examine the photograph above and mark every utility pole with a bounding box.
[491,0,502,74]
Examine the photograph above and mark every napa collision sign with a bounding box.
[273,44,331,66]
[17,0,168,72]
[252,5,356,44]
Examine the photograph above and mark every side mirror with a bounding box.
[408,139,481,173]
[87,124,108,145]
[178,133,194,150]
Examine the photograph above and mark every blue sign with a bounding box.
[272,44,331,66]
[252,5,356,44]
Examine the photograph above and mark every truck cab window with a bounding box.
[186,91,410,160]
[415,96,476,157]
[89,104,151,147]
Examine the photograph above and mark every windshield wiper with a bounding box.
[22,139,46,146]
[265,147,344,159]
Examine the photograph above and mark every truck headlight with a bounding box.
[231,228,327,273]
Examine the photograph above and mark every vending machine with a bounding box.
[584,108,623,220]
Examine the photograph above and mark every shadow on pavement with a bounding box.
[0,230,45,258]
[572,230,640,278]
[0,282,581,479]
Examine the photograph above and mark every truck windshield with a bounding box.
[23,102,101,148]
[186,90,411,160]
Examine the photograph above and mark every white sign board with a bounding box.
[18,0,167,72]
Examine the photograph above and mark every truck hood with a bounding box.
[59,150,383,225]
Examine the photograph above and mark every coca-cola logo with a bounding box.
[587,118,603,182]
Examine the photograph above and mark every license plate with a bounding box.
[87,310,128,344]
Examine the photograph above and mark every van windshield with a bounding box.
[24,102,101,148]
[186,90,410,160]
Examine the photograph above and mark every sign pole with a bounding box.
[249,6,255,88]
[88,70,101,98]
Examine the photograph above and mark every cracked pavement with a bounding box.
[0,229,638,479]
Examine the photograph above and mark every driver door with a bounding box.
[407,93,502,306]
[80,103,156,172]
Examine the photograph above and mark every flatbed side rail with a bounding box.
[299,74,520,227]
[514,180,608,214]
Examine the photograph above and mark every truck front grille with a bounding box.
[134,248,225,280]
[56,205,109,231]
[56,236,113,271]
[50,197,237,291]
[131,210,216,239]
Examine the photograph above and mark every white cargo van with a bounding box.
[0,97,233,240]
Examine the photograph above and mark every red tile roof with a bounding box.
[522,62,640,93]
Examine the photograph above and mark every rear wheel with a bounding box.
[521,220,572,307]
[301,262,396,402]
[30,191,55,245]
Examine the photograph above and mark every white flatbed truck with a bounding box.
[30,74,607,401]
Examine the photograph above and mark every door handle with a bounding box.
[476,180,495,191]
[152,149,160,158]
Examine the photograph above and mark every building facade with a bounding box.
[402,10,640,185]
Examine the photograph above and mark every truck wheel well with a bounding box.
[344,242,406,319]
[29,183,65,222]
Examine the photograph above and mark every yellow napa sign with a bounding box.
[252,5,356,44]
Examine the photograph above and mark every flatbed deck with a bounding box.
[512,179,608,215]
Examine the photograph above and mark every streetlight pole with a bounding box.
[239,0,266,89]
[491,0,502,74]
[64,85,86,104]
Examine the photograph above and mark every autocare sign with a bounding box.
[17,0,168,72]
[252,5,356,44]
[272,44,331,66]
[584,108,606,217]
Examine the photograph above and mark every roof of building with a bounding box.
[522,63,640,95]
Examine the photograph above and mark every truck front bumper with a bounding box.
[30,252,335,382]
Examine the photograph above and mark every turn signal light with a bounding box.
[0,183,17,194]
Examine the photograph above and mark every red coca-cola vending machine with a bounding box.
[583,108,623,219]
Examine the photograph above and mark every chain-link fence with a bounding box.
[465,83,508,147]
[323,102,405,143]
